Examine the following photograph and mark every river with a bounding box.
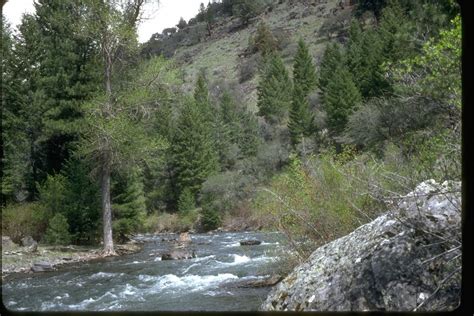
[2,231,285,311]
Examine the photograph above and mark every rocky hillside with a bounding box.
[141,0,356,110]
[261,180,461,312]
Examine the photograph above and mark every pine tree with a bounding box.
[176,17,187,30]
[112,168,146,243]
[171,98,219,197]
[194,71,213,120]
[288,39,317,148]
[322,66,362,137]
[292,39,317,95]
[289,85,314,148]
[44,213,72,245]
[318,43,344,93]
[346,21,388,98]
[257,54,292,124]
[220,91,241,144]
[62,158,101,244]
[1,19,31,204]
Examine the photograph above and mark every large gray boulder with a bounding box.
[262,180,461,312]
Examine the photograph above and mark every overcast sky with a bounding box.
[3,0,205,43]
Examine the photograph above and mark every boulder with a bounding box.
[161,249,196,260]
[31,261,54,273]
[21,236,36,247]
[262,180,461,312]
[20,236,38,253]
[240,240,262,246]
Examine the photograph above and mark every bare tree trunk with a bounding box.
[101,160,116,256]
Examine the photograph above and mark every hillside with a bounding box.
[142,0,354,109]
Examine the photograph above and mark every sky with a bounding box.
[2,0,206,43]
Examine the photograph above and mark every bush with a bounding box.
[37,174,67,214]
[1,203,48,243]
[43,213,72,245]
[252,151,390,258]
[239,54,260,83]
[200,171,256,213]
[200,205,221,231]
[144,210,200,233]
[178,188,196,214]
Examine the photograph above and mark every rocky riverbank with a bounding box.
[2,239,144,280]
[262,180,461,312]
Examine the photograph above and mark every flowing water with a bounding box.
[2,231,285,311]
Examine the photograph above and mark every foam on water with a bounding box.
[90,272,124,279]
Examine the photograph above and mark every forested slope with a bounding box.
[2,0,461,263]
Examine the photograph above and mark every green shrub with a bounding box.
[178,188,196,214]
[43,213,72,245]
[200,205,221,231]
[37,174,67,215]
[1,203,48,243]
[252,151,391,258]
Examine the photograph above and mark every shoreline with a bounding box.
[2,241,144,281]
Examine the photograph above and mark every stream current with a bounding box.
[2,231,285,311]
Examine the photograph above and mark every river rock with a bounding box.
[261,180,461,312]
[240,240,262,246]
[31,261,54,272]
[21,236,36,247]
[21,236,38,253]
[227,275,283,288]
[178,232,192,243]
[161,249,196,260]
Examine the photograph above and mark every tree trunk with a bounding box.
[100,161,116,256]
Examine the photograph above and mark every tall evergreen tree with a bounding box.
[112,168,146,243]
[345,21,388,98]
[318,43,344,93]
[292,39,317,96]
[322,66,362,138]
[194,71,213,120]
[31,0,100,175]
[1,19,31,204]
[256,54,292,124]
[171,98,219,197]
[288,39,317,148]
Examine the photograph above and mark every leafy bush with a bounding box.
[200,205,221,231]
[37,174,67,215]
[43,213,72,245]
[1,203,48,243]
[239,54,260,83]
[178,187,196,214]
[252,151,391,258]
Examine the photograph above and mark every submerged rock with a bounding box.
[240,240,262,246]
[161,249,196,260]
[262,180,461,312]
